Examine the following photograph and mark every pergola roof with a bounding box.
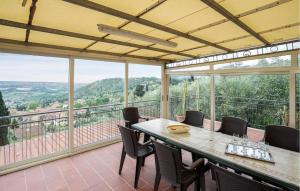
[0,0,299,64]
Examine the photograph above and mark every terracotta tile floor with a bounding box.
[0,142,217,191]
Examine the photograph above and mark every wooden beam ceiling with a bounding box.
[0,19,194,58]
[201,0,270,45]
[62,0,231,52]
[0,38,172,63]
[25,0,38,42]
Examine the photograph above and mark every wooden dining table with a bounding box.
[132,118,300,191]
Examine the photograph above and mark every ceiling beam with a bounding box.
[25,0,38,42]
[62,0,231,52]
[201,0,270,45]
[83,0,167,50]
[0,19,193,58]
[0,38,172,63]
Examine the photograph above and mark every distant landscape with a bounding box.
[0,77,161,115]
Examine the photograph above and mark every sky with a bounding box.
[0,53,161,83]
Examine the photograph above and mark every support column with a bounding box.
[68,57,75,152]
[124,62,129,107]
[210,74,215,131]
[161,65,168,118]
[289,51,297,127]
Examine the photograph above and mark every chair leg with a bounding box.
[154,172,161,191]
[119,146,126,175]
[200,173,206,191]
[180,184,187,191]
[141,157,145,166]
[194,179,200,191]
[144,134,150,143]
[134,157,142,188]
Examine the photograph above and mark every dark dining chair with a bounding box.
[182,110,205,128]
[265,125,299,152]
[181,110,205,161]
[122,107,150,142]
[118,125,154,188]
[152,139,206,191]
[210,163,283,191]
[217,117,248,137]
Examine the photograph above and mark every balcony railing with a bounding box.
[170,96,289,129]
[0,100,161,168]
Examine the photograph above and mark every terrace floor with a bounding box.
[0,142,218,191]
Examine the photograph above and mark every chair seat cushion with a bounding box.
[137,145,154,157]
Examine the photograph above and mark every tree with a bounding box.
[27,101,39,111]
[0,91,10,146]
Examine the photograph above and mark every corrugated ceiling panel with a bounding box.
[141,0,207,25]
[219,36,262,50]
[88,41,116,51]
[0,0,30,23]
[240,0,299,32]
[182,46,225,57]
[33,0,126,37]
[168,7,224,33]
[192,21,249,43]
[29,31,93,49]
[106,35,153,46]
[0,26,26,41]
[160,54,188,60]
[128,49,166,57]
[152,37,203,51]
[261,26,300,43]
[219,0,277,16]
[90,0,155,15]
[107,45,137,54]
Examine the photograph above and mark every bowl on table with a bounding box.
[167,124,190,134]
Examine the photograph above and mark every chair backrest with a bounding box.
[183,110,205,128]
[211,164,282,191]
[122,107,140,125]
[265,125,299,152]
[152,140,182,185]
[220,117,248,136]
[118,125,139,158]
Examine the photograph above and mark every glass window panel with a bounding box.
[128,64,161,118]
[214,55,291,70]
[169,75,211,129]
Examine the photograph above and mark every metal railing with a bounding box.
[0,100,161,167]
[169,96,289,129]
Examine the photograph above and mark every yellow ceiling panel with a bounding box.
[29,31,93,49]
[240,0,300,32]
[141,0,207,25]
[106,35,153,46]
[192,21,248,43]
[90,0,154,15]
[122,22,155,35]
[0,0,30,23]
[146,30,175,40]
[219,0,277,16]
[128,49,166,57]
[160,54,188,61]
[219,36,262,50]
[108,45,137,54]
[182,46,225,57]
[33,0,126,37]
[261,26,300,43]
[0,26,25,41]
[169,7,225,33]
[88,41,116,51]
[152,37,203,51]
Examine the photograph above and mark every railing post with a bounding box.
[289,51,297,128]
[68,57,75,152]
[161,65,168,118]
[124,62,129,108]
